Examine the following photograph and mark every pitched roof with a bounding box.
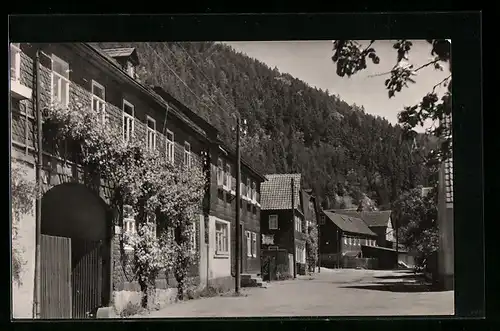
[261,174,301,210]
[330,210,392,228]
[323,210,377,237]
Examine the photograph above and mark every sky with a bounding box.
[222,40,450,132]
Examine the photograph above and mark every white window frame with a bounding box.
[51,54,70,107]
[246,231,252,257]
[146,115,157,151]
[217,158,224,186]
[269,214,278,230]
[295,216,302,233]
[251,232,257,258]
[91,80,107,123]
[123,205,136,251]
[184,141,191,168]
[344,237,347,245]
[10,43,21,82]
[127,61,135,77]
[224,164,231,191]
[251,181,257,203]
[190,222,197,253]
[215,220,229,255]
[166,129,175,163]
[122,99,135,143]
[246,178,252,199]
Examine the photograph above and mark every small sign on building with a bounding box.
[262,234,274,245]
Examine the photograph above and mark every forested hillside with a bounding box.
[96,42,435,210]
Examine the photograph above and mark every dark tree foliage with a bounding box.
[97,42,435,209]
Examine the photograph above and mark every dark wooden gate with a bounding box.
[261,249,289,281]
[71,238,104,318]
[40,234,72,319]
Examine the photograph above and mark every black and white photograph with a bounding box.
[10,27,464,320]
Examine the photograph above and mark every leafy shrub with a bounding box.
[119,301,146,317]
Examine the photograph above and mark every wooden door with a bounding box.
[40,234,72,319]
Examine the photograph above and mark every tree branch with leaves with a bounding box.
[332,39,452,165]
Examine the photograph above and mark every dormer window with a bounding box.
[101,47,140,79]
[126,61,135,78]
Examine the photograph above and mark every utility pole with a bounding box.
[33,49,42,319]
[291,177,297,279]
[395,216,399,269]
[234,116,241,293]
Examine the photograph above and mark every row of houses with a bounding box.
[10,42,270,319]
[10,43,330,319]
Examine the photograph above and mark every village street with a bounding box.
[139,269,454,318]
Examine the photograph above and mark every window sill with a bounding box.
[10,80,32,100]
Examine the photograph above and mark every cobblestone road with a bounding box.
[140,268,454,318]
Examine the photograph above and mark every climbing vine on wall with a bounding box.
[305,224,319,272]
[43,100,206,306]
[11,164,39,286]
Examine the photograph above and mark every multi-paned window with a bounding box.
[190,222,197,253]
[246,231,252,257]
[91,80,106,123]
[251,232,257,258]
[295,216,302,233]
[122,100,134,143]
[225,164,231,191]
[51,54,70,107]
[10,43,21,82]
[217,158,224,186]
[146,116,156,151]
[268,215,278,230]
[126,61,135,78]
[123,205,136,250]
[166,130,174,163]
[240,181,246,197]
[215,221,229,254]
[246,178,251,199]
[296,246,306,264]
[184,141,191,167]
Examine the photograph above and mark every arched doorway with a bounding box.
[41,183,112,318]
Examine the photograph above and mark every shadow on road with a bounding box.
[341,281,446,293]
[374,274,423,280]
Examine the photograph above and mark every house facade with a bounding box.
[260,174,307,275]
[10,42,265,319]
[331,210,394,248]
[437,114,454,290]
[319,210,378,268]
[151,88,267,286]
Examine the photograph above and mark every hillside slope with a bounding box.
[97,42,433,209]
